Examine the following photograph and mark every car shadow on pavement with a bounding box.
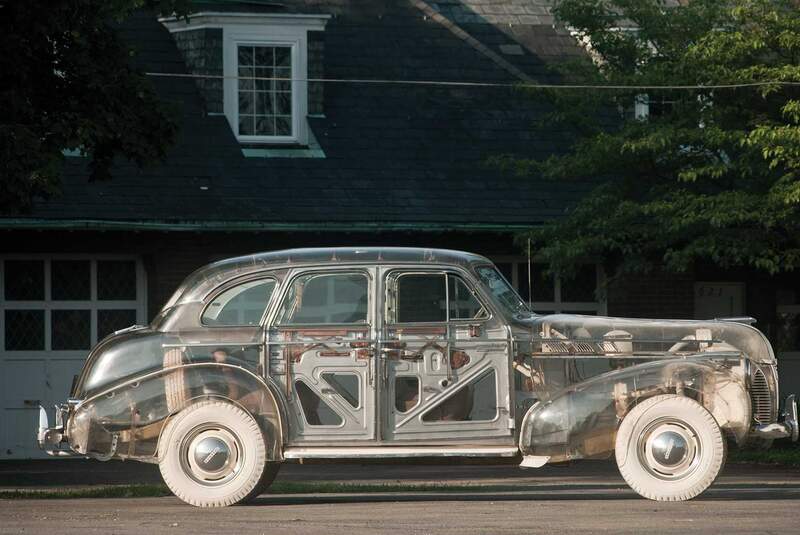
[248,484,800,506]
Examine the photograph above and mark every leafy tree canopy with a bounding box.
[502,0,800,279]
[0,0,188,213]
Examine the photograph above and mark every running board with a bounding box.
[283,446,519,460]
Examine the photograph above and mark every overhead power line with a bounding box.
[144,71,800,90]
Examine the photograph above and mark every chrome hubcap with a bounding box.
[180,425,242,486]
[638,419,700,480]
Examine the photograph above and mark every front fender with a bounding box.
[518,358,750,463]
[67,362,287,462]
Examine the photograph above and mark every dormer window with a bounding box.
[235,44,294,139]
[161,12,329,146]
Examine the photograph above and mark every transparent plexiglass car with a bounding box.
[39,248,798,506]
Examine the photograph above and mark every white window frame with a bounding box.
[160,12,330,146]
[0,255,147,357]
[489,256,607,315]
[225,34,304,144]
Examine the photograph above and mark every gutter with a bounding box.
[0,218,539,233]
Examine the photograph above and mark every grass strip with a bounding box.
[729,447,800,467]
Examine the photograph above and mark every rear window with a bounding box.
[202,279,277,326]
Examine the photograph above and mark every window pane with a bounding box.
[97,261,137,300]
[254,46,272,65]
[238,46,253,66]
[256,117,275,136]
[51,260,90,300]
[97,309,137,340]
[396,274,446,323]
[275,116,291,136]
[561,264,597,302]
[239,115,255,136]
[275,47,290,66]
[4,310,44,350]
[239,91,255,114]
[4,260,44,300]
[322,373,360,408]
[275,92,291,115]
[448,276,487,320]
[422,370,497,422]
[52,309,90,350]
[202,279,276,326]
[395,376,419,413]
[295,381,343,425]
[280,273,368,324]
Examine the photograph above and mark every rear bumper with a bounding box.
[37,403,82,457]
[752,394,798,441]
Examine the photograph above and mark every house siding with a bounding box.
[171,28,224,114]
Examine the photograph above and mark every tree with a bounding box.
[501,0,800,280]
[0,0,188,213]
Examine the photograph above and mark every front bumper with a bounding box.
[752,394,799,441]
[37,402,81,457]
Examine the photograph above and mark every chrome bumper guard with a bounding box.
[37,403,81,457]
[753,394,799,441]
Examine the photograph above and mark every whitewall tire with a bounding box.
[158,400,274,507]
[615,394,726,501]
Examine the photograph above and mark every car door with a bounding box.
[268,268,376,443]
[380,267,512,442]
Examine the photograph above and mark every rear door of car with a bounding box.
[267,267,377,443]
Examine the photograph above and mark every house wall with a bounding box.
[606,269,695,319]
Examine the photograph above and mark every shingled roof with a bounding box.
[10,0,596,232]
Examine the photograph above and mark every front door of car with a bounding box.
[379,268,512,442]
[268,268,376,443]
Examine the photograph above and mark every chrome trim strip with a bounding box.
[283,446,519,459]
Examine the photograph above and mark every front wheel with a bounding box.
[158,400,278,507]
[615,394,726,501]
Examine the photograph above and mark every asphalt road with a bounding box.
[1,461,799,534]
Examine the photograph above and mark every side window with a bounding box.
[396,274,447,323]
[277,272,369,325]
[393,273,487,323]
[448,276,487,320]
[202,278,276,326]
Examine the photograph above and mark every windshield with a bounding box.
[475,265,530,317]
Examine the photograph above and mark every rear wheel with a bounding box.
[158,400,276,507]
[615,394,726,501]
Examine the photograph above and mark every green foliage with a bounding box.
[0,1,189,213]
[508,0,800,278]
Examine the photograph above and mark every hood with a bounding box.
[511,313,775,364]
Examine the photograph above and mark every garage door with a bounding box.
[0,257,146,459]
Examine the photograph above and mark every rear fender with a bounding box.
[68,363,287,462]
[518,358,750,464]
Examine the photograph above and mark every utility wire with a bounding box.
[145,71,800,90]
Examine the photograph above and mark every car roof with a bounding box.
[166,247,492,307]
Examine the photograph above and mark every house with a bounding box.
[1,0,798,458]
